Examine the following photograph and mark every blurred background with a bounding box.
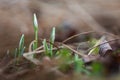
[0,0,120,56]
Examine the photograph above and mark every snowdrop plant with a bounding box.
[33,13,39,50]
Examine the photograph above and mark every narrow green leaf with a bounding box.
[50,27,55,43]
[21,47,26,55]
[19,34,25,56]
[43,39,49,56]
[50,27,56,56]
[33,13,39,50]
[32,41,37,50]
[33,13,38,30]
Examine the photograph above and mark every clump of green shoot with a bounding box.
[56,48,73,73]
[33,13,39,50]
[73,54,84,72]
[15,34,25,58]
[42,27,55,57]
[14,34,25,64]
[73,54,90,75]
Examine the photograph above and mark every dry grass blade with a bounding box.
[62,43,87,57]
[62,30,119,44]
[29,40,43,52]
[23,46,63,65]
[62,31,94,43]
[87,38,120,54]
[29,40,35,52]
[34,45,43,51]
[23,52,41,65]
[40,38,61,50]
[88,36,105,55]
[103,32,119,39]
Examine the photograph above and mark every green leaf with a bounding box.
[56,48,73,65]
[57,49,71,59]
[43,39,49,56]
[32,41,37,50]
[33,13,38,30]
[74,54,84,72]
[57,49,73,72]
[49,27,56,57]
[50,27,55,44]
[92,62,104,76]
[33,13,39,50]
[73,54,90,75]
[19,34,25,56]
